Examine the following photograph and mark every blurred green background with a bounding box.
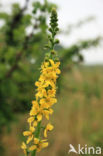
[0,0,103,156]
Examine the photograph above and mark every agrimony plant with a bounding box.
[21,8,60,156]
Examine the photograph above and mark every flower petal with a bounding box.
[27,117,34,123]
[34,138,39,144]
[44,129,47,138]
[23,131,31,136]
[37,114,42,121]
[21,142,27,149]
[27,135,33,144]
[29,145,37,151]
[42,142,48,148]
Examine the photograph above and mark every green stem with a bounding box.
[31,121,41,156]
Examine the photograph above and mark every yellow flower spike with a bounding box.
[44,123,54,138]
[21,142,27,156]
[21,8,60,156]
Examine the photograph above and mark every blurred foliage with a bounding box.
[0,0,102,148]
[62,16,95,35]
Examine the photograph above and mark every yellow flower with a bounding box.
[35,81,47,99]
[47,89,56,97]
[35,81,47,91]
[44,79,56,89]
[29,138,48,152]
[43,108,53,120]
[32,100,38,106]
[23,126,35,144]
[33,121,38,127]
[36,107,43,121]
[49,59,60,69]
[41,62,49,69]
[27,117,34,127]
[21,142,27,155]
[36,89,47,99]
[40,97,57,107]
[29,145,36,151]
[36,106,53,122]
[37,140,48,152]
[30,105,43,122]
[27,117,34,124]
[22,58,60,153]
[37,113,42,121]
[44,123,54,138]
[49,60,61,75]
[30,102,39,116]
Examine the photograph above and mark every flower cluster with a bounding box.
[21,59,60,155]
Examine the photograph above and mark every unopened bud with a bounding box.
[51,50,56,55]
[55,39,59,44]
